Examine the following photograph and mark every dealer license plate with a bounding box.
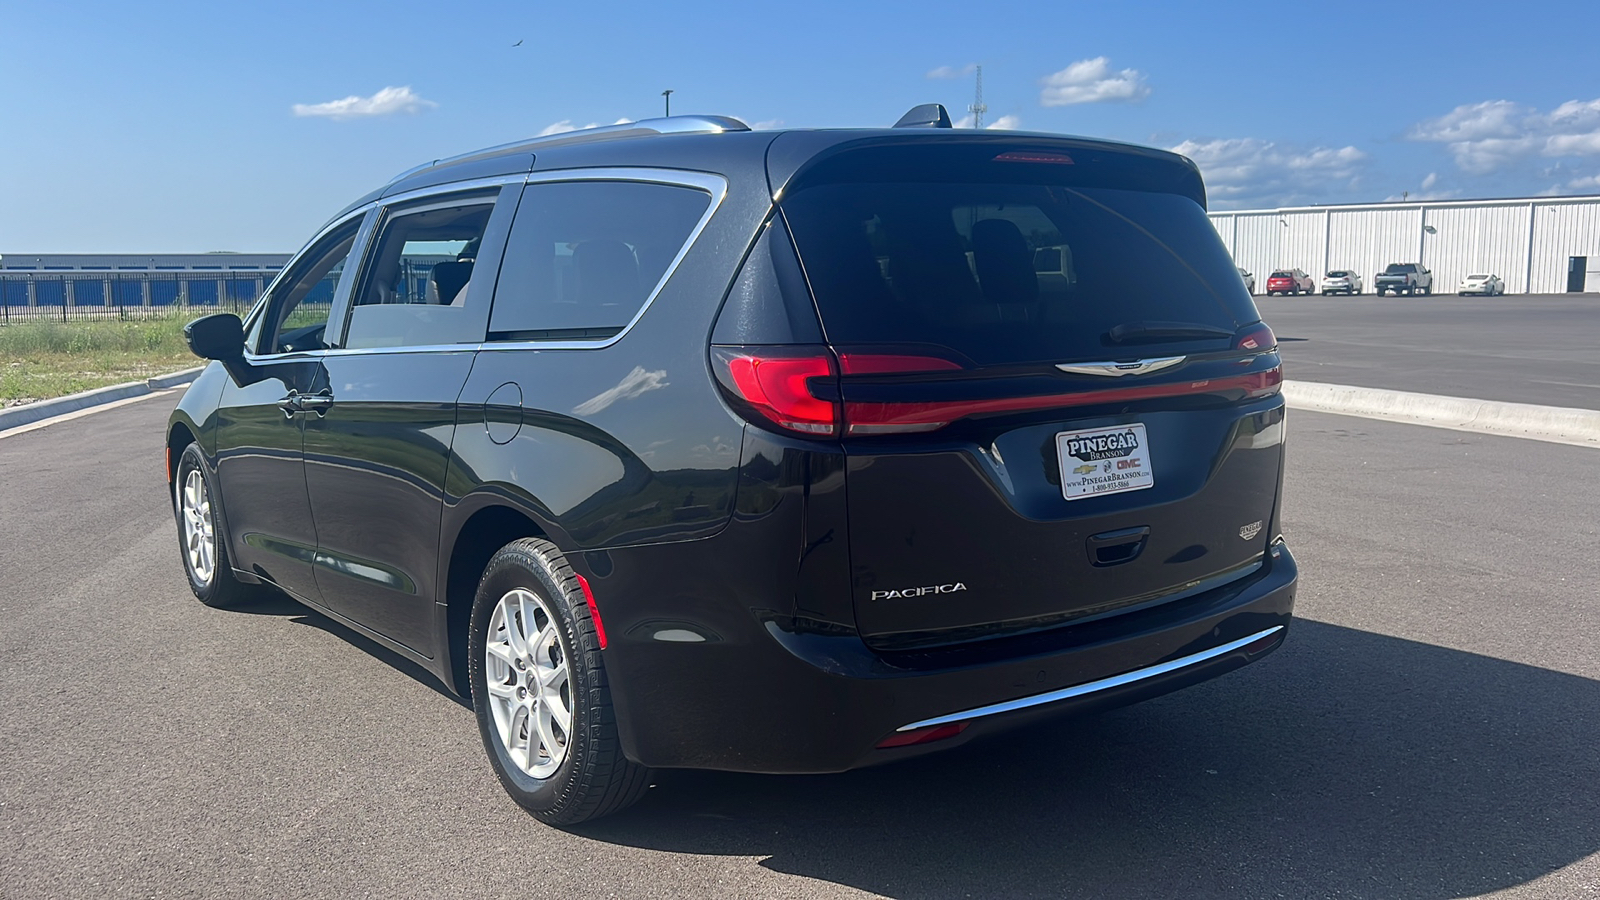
[1056,423,1155,500]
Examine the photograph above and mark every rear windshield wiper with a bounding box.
[1107,321,1235,345]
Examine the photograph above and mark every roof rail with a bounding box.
[388,115,752,183]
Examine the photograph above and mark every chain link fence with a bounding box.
[0,271,270,323]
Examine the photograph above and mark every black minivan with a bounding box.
[168,107,1296,824]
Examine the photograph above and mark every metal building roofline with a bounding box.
[1213,192,1600,216]
[387,115,752,184]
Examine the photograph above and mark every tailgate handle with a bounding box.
[1087,526,1149,567]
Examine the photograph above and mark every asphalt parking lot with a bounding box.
[1262,294,1600,409]
[3,310,1598,898]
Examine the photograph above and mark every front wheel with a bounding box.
[469,538,651,825]
[173,442,263,609]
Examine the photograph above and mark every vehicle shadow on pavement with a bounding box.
[229,588,472,710]
[573,619,1600,899]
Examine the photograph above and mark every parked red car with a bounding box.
[1265,268,1315,296]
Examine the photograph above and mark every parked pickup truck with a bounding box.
[1375,263,1433,295]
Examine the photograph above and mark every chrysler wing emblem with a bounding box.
[1055,356,1186,377]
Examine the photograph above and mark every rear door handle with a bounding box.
[278,391,302,417]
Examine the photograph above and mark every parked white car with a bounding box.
[1237,267,1256,293]
[1321,270,1363,295]
[1458,273,1504,295]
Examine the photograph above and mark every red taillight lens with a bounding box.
[712,347,838,436]
[837,353,963,375]
[1234,322,1277,352]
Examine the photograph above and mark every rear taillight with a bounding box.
[837,353,962,375]
[711,346,838,436]
[714,345,1281,438]
[1234,322,1277,352]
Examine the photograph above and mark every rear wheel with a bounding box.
[173,442,262,609]
[469,537,651,825]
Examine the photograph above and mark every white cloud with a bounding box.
[927,64,976,80]
[952,113,1022,130]
[1566,173,1600,191]
[1171,137,1367,208]
[1409,97,1600,175]
[751,118,785,130]
[538,117,632,136]
[292,86,436,119]
[1039,57,1150,107]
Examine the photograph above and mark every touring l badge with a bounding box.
[871,583,967,601]
[1239,520,1263,541]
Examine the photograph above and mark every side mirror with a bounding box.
[184,314,245,361]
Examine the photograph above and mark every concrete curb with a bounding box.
[1283,380,1600,447]
[0,366,203,431]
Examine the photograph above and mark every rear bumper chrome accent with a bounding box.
[893,624,1285,732]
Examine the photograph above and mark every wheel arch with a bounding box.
[166,419,198,499]
[440,498,555,696]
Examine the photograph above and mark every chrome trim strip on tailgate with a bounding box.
[1055,356,1186,377]
[894,625,1285,732]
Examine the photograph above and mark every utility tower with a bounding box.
[969,65,987,129]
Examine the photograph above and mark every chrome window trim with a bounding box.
[894,625,1285,732]
[244,169,727,360]
[243,176,524,362]
[478,167,729,352]
[245,210,375,358]
[378,174,528,210]
[336,190,505,349]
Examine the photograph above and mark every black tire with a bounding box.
[173,442,262,609]
[468,537,651,826]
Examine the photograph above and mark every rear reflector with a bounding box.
[575,574,607,650]
[876,721,969,749]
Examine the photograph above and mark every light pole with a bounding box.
[662,89,674,117]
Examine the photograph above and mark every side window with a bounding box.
[343,198,496,350]
[489,180,712,341]
[258,223,359,355]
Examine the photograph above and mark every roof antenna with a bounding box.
[969,65,987,129]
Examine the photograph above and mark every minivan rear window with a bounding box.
[782,180,1258,365]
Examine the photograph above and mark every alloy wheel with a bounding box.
[484,588,573,779]
[180,469,215,585]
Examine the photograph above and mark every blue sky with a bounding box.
[3,0,1598,252]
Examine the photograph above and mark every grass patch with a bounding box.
[1,314,201,405]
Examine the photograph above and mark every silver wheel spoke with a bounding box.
[485,641,518,667]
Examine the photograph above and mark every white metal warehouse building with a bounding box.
[1208,194,1600,294]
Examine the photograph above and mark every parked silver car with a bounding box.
[1457,273,1504,295]
[1321,270,1362,295]
[1237,267,1256,293]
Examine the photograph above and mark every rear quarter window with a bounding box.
[488,180,712,341]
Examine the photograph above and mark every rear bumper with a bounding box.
[601,540,1297,773]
